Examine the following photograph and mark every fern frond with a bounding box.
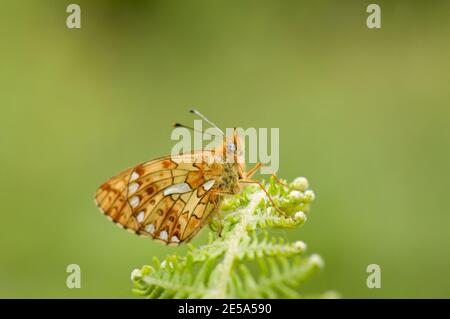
[131,176,334,298]
[229,255,323,298]
[238,232,307,260]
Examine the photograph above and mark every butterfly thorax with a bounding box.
[217,162,241,194]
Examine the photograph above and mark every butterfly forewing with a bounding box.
[95,152,223,245]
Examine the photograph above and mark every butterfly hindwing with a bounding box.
[95,152,223,245]
[179,190,220,243]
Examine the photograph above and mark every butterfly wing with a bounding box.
[95,152,223,245]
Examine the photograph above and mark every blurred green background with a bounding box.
[1,0,450,298]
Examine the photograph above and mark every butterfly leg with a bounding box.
[245,162,263,178]
[245,162,288,188]
[239,179,293,220]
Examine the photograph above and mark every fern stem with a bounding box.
[205,191,264,298]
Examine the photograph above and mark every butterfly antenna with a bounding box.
[173,122,214,137]
[189,108,224,135]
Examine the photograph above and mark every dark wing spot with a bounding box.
[146,186,155,195]
[100,183,111,190]
[162,160,173,169]
[135,165,145,176]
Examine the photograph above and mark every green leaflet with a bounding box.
[131,177,335,298]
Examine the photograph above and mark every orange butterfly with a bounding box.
[95,110,281,245]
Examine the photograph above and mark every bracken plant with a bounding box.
[131,176,335,298]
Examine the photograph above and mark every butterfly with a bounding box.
[94,109,282,245]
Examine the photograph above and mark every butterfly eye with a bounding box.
[227,143,236,153]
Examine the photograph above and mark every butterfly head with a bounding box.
[186,109,245,170]
[224,128,245,165]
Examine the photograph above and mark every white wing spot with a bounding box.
[163,182,192,196]
[159,230,168,241]
[145,224,155,234]
[136,211,145,223]
[128,182,139,194]
[130,171,140,181]
[203,180,215,191]
[171,235,180,243]
[130,196,140,208]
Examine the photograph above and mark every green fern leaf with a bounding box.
[131,176,335,298]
